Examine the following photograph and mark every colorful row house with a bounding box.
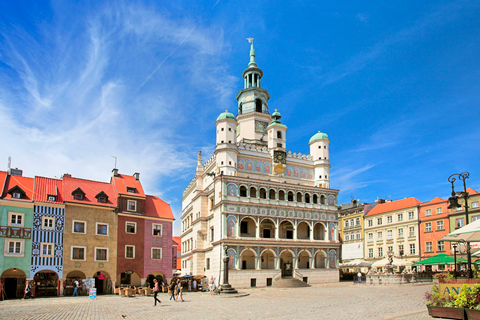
[0,169,175,299]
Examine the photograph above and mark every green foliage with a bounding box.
[443,272,454,280]
[453,284,480,309]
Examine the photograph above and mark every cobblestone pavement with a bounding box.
[0,282,445,320]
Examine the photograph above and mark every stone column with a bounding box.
[141,278,146,286]
[111,280,116,294]
[255,219,260,239]
[293,221,298,240]
[310,223,314,241]
[59,279,64,296]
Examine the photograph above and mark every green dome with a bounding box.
[309,131,329,143]
[216,110,236,121]
[272,110,281,118]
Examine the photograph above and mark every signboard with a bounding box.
[341,242,364,260]
[89,288,97,299]
[439,279,480,297]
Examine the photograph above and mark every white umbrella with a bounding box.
[371,257,412,268]
[339,259,372,268]
[441,219,480,242]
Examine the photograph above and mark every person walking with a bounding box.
[175,279,184,302]
[188,280,192,292]
[23,280,30,299]
[209,276,215,295]
[153,279,161,306]
[169,279,176,301]
[73,279,79,296]
[357,272,362,283]
[193,279,197,291]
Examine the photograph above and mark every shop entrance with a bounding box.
[279,251,294,277]
[34,271,58,297]
[94,271,110,295]
[1,268,26,299]
[4,278,17,299]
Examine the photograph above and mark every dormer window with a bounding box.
[71,187,86,201]
[7,185,26,199]
[95,191,109,204]
[127,187,136,193]
[48,196,56,201]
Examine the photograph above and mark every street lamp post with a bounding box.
[447,172,472,279]
[452,243,458,279]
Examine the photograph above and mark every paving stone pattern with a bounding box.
[0,282,448,320]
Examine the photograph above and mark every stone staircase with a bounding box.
[272,276,310,288]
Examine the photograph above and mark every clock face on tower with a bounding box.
[273,150,287,164]
[255,120,268,133]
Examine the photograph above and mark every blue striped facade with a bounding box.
[31,205,65,278]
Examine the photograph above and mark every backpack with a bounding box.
[73,281,77,288]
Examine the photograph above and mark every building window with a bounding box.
[41,243,54,257]
[345,234,349,241]
[456,218,465,229]
[457,205,463,211]
[368,233,373,242]
[437,207,443,214]
[8,213,24,227]
[426,242,433,252]
[472,202,479,209]
[96,223,108,235]
[438,241,445,252]
[398,244,404,256]
[152,248,162,259]
[74,194,83,200]
[126,222,137,234]
[48,196,56,201]
[210,227,214,242]
[345,220,349,228]
[409,227,415,237]
[356,232,361,240]
[368,220,373,227]
[408,212,415,220]
[12,192,21,198]
[42,217,55,230]
[437,221,444,230]
[472,216,480,222]
[6,240,22,255]
[125,246,135,259]
[397,213,403,222]
[127,200,136,211]
[72,246,86,260]
[387,216,392,223]
[355,218,360,225]
[97,197,106,203]
[127,187,136,193]
[153,224,162,236]
[398,228,404,238]
[378,247,383,257]
[425,222,432,232]
[409,244,416,255]
[426,209,431,216]
[387,230,393,240]
[206,258,210,270]
[377,218,382,225]
[121,273,131,285]
[95,248,108,261]
[388,246,393,253]
[368,248,373,258]
[72,220,86,233]
[378,232,383,241]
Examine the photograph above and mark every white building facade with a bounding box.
[181,43,341,288]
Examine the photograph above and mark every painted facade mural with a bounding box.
[255,161,262,172]
[329,250,336,268]
[236,158,313,180]
[328,195,335,206]
[237,159,245,170]
[227,216,236,237]
[227,249,236,269]
[227,184,237,196]
[329,223,335,241]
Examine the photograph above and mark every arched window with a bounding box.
[305,193,310,203]
[287,191,294,202]
[269,189,276,200]
[320,195,326,204]
[313,194,318,204]
[239,103,243,115]
[240,186,247,197]
[255,99,262,113]
[277,131,282,139]
[259,188,267,199]
[296,192,302,202]
[279,190,285,201]
[250,187,257,198]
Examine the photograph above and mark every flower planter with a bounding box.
[427,305,465,319]
[466,309,480,320]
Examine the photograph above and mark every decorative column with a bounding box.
[293,221,298,240]
[255,219,260,239]
[310,223,314,241]
[222,245,238,294]
[59,279,65,296]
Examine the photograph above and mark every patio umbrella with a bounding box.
[371,257,412,268]
[339,259,372,268]
[441,219,480,242]
[412,253,467,266]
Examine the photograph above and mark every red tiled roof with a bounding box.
[173,236,182,252]
[0,171,7,196]
[63,176,117,207]
[467,188,478,195]
[366,197,421,216]
[420,197,446,206]
[2,173,34,201]
[34,176,64,204]
[111,174,146,198]
[145,195,174,219]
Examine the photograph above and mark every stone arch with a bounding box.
[278,190,286,200]
[313,194,318,204]
[287,191,294,201]
[239,216,257,237]
[313,222,326,240]
[259,188,267,199]
[296,192,303,202]
[240,185,247,197]
[279,249,296,260]
[314,250,327,268]
[297,250,312,269]
[279,220,294,239]
[260,218,276,239]
[1,268,27,299]
[305,193,311,203]
[249,186,257,198]
[269,189,276,200]
[297,221,311,240]
[260,249,276,270]
[320,194,326,204]
[240,248,257,270]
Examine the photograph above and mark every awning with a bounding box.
[371,257,412,268]
[339,259,372,268]
[441,219,480,242]
[412,253,467,266]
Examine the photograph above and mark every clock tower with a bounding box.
[236,40,272,142]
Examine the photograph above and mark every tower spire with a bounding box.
[247,38,257,68]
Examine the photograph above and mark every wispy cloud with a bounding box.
[331,164,377,195]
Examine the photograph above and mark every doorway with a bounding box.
[283,263,293,277]
[4,278,18,299]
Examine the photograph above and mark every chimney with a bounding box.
[112,168,119,177]
[62,173,71,179]
[375,198,386,204]
[133,172,140,181]
[8,168,23,176]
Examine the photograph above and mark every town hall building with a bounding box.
[181,42,340,288]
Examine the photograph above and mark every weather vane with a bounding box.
[247,37,254,43]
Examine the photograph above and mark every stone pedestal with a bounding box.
[366,274,409,285]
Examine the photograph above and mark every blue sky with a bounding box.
[1,1,480,235]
